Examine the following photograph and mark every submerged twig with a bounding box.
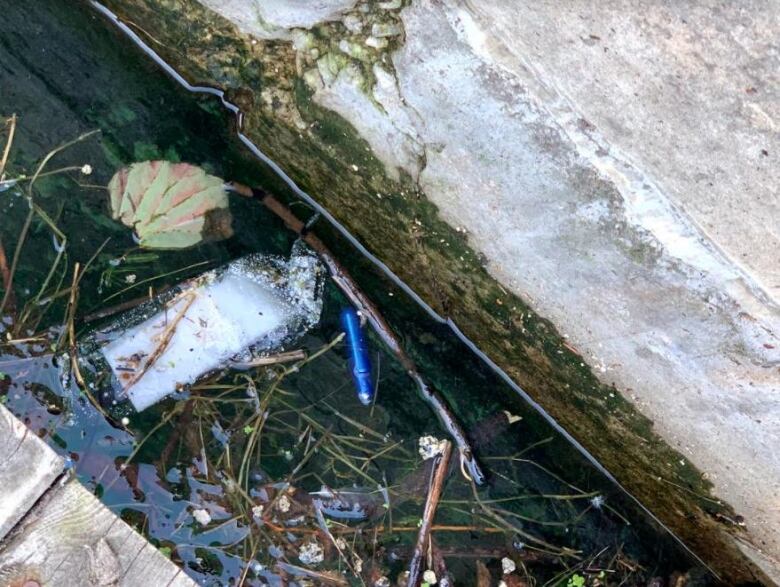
[468,478,580,558]
[0,236,13,315]
[0,129,98,318]
[0,116,18,316]
[101,259,211,303]
[0,117,18,314]
[83,284,172,323]
[68,263,85,388]
[0,115,16,180]
[408,440,453,586]
[275,562,348,586]
[231,182,485,485]
[66,262,111,421]
[231,349,307,369]
[122,290,197,393]
[159,399,195,470]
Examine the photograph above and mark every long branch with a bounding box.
[231,182,485,486]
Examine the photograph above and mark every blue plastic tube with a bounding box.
[340,307,373,405]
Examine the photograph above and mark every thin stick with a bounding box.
[0,115,16,180]
[0,236,13,315]
[313,503,366,586]
[231,182,485,485]
[0,129,98,317]
[259,523,508,536]
[0,208,33,318]
[101,259,211,303]
[230,349,307,368]
[0,116,18,316]
[122,291,197,392]
[66,263,111,421]
[68,263,85,387]
[82,284,172,323]
[159,399,195,469]
[408,441,453,587]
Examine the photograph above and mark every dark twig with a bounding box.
[0,115,16,180]
[408,440,453,586]
[82,284,171,323]
[122,290,197,392]
[230,349,307,368]
[231,182,485,485]
[66,263,111,421]
[0,129,99,318]
[159,399,195,469]
[0,116,17,316]
[0,236,13,315]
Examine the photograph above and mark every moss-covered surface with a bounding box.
[96,1,767,582]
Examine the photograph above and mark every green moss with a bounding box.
[132,141,162,160]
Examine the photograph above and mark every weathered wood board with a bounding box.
[0,405,64,541]
[0,473,197,587]
[0,405,197,586]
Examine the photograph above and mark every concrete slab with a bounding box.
[390,2,780,579]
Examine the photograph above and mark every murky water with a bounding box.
[0,1,711,585]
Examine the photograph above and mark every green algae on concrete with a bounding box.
[96,1,768,582]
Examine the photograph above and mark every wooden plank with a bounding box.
[0,404,64,540]
[0,478,198,586]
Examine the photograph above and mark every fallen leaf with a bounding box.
[108,161,233,249]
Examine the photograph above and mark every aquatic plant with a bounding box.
[108,160,233,249]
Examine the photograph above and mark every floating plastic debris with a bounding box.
[108,160,233,248]
[310,486,382,521]
[418,435,447,460]
[297,540,324,566]
[0,178,17,192]
[192,508,212,526]
[83,243,323,411]
[340,306,373,405]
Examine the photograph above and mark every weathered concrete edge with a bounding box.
[92,1,772,583]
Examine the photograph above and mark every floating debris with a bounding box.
[341,307,373,405]
[277,494,292,513]
[92,243,324,411]
[590,495,605,510]
[298,540,324,566]
[418,435,447,460]
[108,160,233,248]
[192,508,212,526]
[310,486,381,520]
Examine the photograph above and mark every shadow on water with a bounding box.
[0,0,712,585]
